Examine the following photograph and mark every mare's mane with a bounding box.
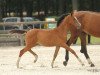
[76,11,100,15]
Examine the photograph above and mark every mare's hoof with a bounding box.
[63,61,67,66]
[80,50,84,53]
[90,64,95,67]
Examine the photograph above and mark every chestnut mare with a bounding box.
[57,11,100,67]
[10,14,84,68]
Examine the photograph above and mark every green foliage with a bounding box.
[67,34,100,45]
[76,36,100,45]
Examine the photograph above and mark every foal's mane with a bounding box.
[57,13,70,27]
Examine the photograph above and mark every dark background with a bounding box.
[0,0,100,20]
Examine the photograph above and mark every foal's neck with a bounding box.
[56,23,68,37]
[56,18,68,36]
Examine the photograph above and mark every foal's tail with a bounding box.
[9,30,27,34]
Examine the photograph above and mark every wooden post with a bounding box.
[19,24,23,30]
[72,0,78,10]
[19,34,24,46]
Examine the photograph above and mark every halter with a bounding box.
[70,11,81,29]
[73,16,81,29]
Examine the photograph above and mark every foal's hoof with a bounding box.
[82,64,85,66]
[63,61,67,66]
[51,64,54,68]
[52,65,58,68]
[34,55,38,63]
[90,64,95,67]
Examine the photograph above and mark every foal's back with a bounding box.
[25,29,66,47]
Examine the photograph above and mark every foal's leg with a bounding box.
[79,32,95,67]
[63,34,79,66]
[61,43,84,66]
[17,46,31,68]
[28,49,38,63]
[51,46,60,68]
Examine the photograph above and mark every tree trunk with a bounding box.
[72,0,78,10]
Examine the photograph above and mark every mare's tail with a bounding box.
[9,30,27,34]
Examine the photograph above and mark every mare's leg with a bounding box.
[51,46,60,68]
[61,43,84,66]
[79,32,95,67]
[17,46,31,68]
[63,34,79,66]
[28,49,38,63]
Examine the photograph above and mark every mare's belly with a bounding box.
[84,28,100,37]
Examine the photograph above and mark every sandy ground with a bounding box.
[0,45,100,75]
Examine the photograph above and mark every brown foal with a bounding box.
[10,14,84,68]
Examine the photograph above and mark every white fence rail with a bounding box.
[0,21,57,30]
[0,21,57,25]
